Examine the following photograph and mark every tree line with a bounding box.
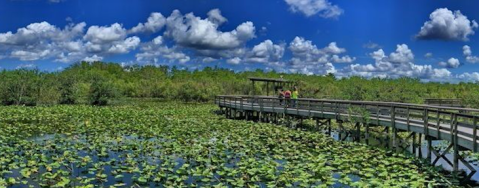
[1,61,479,107]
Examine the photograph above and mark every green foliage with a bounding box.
[459,89,479,108]
[0,61,479,106]
[0,102,453,187]
[58,75,77,104]
[88,73,117,106]
[0,69,41,106]
[347,106,371,124]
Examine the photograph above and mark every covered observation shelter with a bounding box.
[249,77,294,96]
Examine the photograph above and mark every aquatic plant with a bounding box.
[0,102,452,187]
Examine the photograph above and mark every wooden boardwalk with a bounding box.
[215,95,479,178]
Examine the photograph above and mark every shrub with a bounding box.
[88,75,117,106]
[58,76,77,104]
[0,69,40,106]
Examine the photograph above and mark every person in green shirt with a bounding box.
[292,85,299,107]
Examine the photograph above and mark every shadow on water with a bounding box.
[323,129,479,186]
[8,119,479,187]
[6,133,378,188]
[4,134,190,188]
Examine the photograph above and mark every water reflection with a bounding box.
[323,129,479,186]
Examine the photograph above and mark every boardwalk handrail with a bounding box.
[216,95,479,178]
[216,95,479,114]
[215,95,479,153]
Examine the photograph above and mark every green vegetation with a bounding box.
[0,101,452,187]
[0,61,476,186]
[1,61,479,106]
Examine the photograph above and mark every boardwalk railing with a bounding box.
[216,95,479,176]
[424,98,463,108]
[217,95,479,152]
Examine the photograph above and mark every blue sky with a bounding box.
[1,0,479,82]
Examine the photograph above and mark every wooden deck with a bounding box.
[215,95,479,175]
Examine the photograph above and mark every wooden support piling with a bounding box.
[365,123,370,145]
[427,136,432,163]
[418,134,423,158]
[327,119,331,136]
[355,122,361,142]
[412,132,417,156]
[338,120,343,141]
[385,127,390,149]
[453,114,459,172]
[391,106,398,152]
[300,117,303,129]
[216,95,479,182]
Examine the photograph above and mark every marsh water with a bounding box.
[1,133,365,188]
[4,118,476,187]
[8,130,471,188]
[326,129,479,186]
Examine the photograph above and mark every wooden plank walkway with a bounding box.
[215,95,479,176]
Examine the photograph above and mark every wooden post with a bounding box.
[365,123,370,145]
[406,107,410,131]
[356,122,361,142]
[328,119,332,136]
[418,134,423,158]
[266,82,269,96]
[300,117,303,129]
[427,136,432,163]
[252,80,255,95]
[338,120,343,141]
[436,110,441,139]
[385,127,390,149]
[453,114,459,172]
[412,132,417,156]
[424,109,429,140]
[287,115,291,128]
[376,105,380,126]
[474,117,478,152]
[391,106,398,152]
[393,128,398,152]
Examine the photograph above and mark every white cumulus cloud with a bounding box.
[227,57,242,65]
[207,9,228,25]
[288,36,354,66]
[244,40,285,63]
[107,36,141,54]
[0,21,86,62]
[438,57,460,68]
[331,55,355,63]
[286,36,355,74]
[463,45,479,63]
[457,72,479,82]
[339,44,451,81]
[84,23,127,44]
[136,36,190,64]
[284,0,343,18]
[416,8,478,41]
[164,10,255,50]
[83,55,103,62]
[129,12,166,34]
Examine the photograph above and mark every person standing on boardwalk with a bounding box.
[292,85,299,107]
[284,89,291,107]
[278,88,284,106]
